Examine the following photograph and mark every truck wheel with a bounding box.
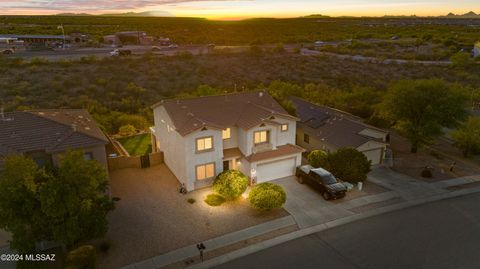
[322,192,330,200]
[297,176,304,184]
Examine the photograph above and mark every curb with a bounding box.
[186,186,480,269]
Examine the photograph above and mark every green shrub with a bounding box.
[249,183,286,211]
[187,198,196,204]
[213,170,249,200]
[307,150,329,169]
[66,245,96,269]
[204,194,226,206]
[118,124,136,136]
[328,148,371,184]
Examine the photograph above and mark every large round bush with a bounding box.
[328,148,371,184]
[213,170,249,200]
[248,183,286,211]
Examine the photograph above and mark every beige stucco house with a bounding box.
[290,97,389,165]
[0,109,109,170]
[151,91,304,191]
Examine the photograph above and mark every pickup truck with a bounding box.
[295,165,347,200]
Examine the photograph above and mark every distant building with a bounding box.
[0,33,90,49]
[474,42,480,58]
[103,31,155,45]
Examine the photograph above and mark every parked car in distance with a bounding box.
[110,49,132,56]
[151,46,162,51]
[296,165,347,200]
[168,44,179,49]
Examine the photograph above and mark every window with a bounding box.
[83,152,94,161]
[304,134,310,144]
[222,128,231,139]
[254,130,269,144]
[281,124,289,132]
[196,163,215,180]
[196,136,213,152]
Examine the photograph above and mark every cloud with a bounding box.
[0,0,243,12]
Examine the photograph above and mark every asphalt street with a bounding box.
[214,192,480,269]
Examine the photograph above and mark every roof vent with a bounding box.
[259,92,264,97]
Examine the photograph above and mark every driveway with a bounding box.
[273,177,353,228]
[100,165,288,269]
[273,176,391,229]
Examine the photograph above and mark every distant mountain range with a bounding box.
[55,11,174,17]
[444,11,480,18]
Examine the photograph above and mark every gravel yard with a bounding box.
[99,165,288,269]
[390,132,480,182]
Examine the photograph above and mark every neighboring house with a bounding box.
[0,109,109,170]
[151,91,304,191]
[474,42,480,58]
[290,97,389,165]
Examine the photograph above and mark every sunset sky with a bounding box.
[0,0,478,19]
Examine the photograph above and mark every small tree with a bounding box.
[213,170,248,200]
[0,151,114,252]
[452,116,480,157]
[249,183,286,211]
[327,148,371,184]
[118,124,136,136]
[307,150,329,169]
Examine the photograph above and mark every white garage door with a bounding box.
[256,157,296,183]
[362,148,383,165]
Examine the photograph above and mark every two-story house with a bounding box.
[151,91,304,191]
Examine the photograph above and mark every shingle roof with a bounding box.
[0,109,108,156]
[290,97,388,148]
[153,91,298,136]
[245,144,304,162]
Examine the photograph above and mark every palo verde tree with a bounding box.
[379,79,468,153]
[0,151,114,252]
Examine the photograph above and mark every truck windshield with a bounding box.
[321,174,337,185]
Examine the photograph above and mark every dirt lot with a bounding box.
[99,165,288,269]
[390,131,480,182]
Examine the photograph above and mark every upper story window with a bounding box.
[196,136,213,152]
[222,128,231,140]
[254,130,269,144]
[281,124,289,132]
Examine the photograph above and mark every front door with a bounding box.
[223,160,230,171]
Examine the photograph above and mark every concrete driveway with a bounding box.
[101,164,288,269]
[273,177,354,228]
